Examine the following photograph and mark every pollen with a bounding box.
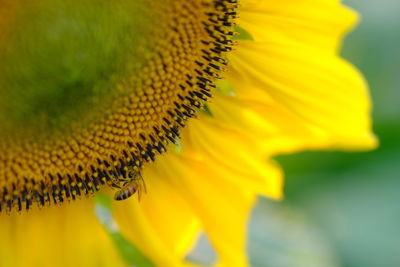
[0,0,237,213]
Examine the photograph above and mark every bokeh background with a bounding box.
[189,1,400,266]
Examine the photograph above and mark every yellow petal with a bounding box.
[152,119,283,266]
[112,161,201,267]
[226,0,377,152]
[0,200,124,267]
[240,0,358,52]
[208,91,330,155]
[228,41,377,151]
[161,153,252,267]
[183,117,283,199]
[114,118,283,266]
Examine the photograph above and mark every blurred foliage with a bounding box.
[342,0,400,123]
[270,124,400,267]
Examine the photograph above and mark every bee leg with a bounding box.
[143,180,147,194]
[111,183,121,189]
[137,188,142,202]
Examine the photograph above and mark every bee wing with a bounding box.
[137,182,143,202]
[137,177,147,202]
[142,177,147,194]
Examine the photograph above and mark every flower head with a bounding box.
[0,0,376,266]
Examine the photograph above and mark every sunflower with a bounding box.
[0,0,376,266]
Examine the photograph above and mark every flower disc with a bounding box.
[0,0,237,212]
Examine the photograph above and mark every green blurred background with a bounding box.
[247,0,400,266]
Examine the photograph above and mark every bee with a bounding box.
[113,167,146,201]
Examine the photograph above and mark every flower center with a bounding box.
[0,0,161,139]
[0,0,237,213]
